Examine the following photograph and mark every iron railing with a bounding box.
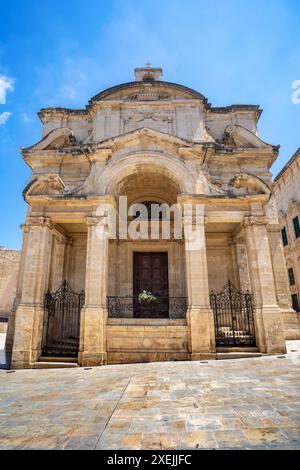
[210,280,256,347]
[42,280,85,357]
[107,296,187,319]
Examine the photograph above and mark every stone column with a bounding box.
[235,238,251,292]
[244,215,286,354]
[11,217,53,369]
[79,214,109,367]
[183,204,216,360]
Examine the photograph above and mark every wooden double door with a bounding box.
[133,252,169,318]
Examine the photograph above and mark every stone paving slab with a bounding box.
[0,341,300,450]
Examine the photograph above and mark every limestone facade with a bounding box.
[274,149,300,335]
[8,66,298,369]
[0,248,20,323]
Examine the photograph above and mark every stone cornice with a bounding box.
[26,194,117,209]
[178,194,269,205]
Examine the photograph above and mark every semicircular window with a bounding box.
[143,73,155,82]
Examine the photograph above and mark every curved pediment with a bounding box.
[229,172,271,197]
[223,125,277,149]
[90,81,208,104]
[24,127,76,152]
[23,174,65,201]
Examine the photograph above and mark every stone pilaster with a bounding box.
[49,234,71,291]
[11,217,53,369]
[244,215,286,354]
[183,204,216,360]
[79,214,109,367]
[235,238,251,292]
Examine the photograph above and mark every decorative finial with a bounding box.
[145,62,151,68]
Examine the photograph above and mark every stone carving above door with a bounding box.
[124,91,171,101]
[229,172,271,197]
[122,113,174,135]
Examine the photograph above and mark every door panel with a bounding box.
[133,252,169,318]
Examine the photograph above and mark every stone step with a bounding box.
[39,356,78,363]
[217,347,259,353]
[216,352,263,360]
[34,361,79,369]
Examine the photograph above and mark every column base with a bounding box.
[187,306,216,356]
[259,305,287,354]
[79,306,107,368]
[190,353,217,361]
[11,304,43,370]
[79,352,107,367]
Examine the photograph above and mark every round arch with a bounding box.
[97,153,197,197]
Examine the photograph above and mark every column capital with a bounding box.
[20,223,30,234]
[86,215,109,227]
[243,215,267,228]
[56,235,73,246]
[27,216,53,230]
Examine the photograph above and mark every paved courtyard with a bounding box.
[0,341,300,450]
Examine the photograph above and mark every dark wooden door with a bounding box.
[133,252,169,318]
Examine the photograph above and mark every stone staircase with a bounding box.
[34,357,79,369]
[216,347,263,360]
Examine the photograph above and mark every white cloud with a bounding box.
[0,112,12,125]
[0,75,15,104]
[22,112,33,123]
[59,85,81,100]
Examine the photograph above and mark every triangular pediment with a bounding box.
[97,127,195,150]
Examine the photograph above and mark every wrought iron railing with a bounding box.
[43,280,85,357]
[107,296,187,319]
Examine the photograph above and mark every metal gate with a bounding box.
[210,281,256,347]
[42,280,85,357]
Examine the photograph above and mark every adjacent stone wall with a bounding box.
[0,248,20,319]
[274,149,300,339]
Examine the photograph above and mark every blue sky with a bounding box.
[0,0,300,249]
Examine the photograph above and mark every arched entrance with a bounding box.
[104,160,189,320]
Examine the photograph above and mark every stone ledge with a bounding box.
[107,318,187,326]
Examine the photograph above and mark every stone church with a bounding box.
[7,66,300,369]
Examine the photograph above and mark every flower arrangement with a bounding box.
[137,290,157,304]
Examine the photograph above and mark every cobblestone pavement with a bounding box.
[0,341,300,450]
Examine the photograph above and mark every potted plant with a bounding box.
[137,290,157,304]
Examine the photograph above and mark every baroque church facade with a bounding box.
[7,66,300,369]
